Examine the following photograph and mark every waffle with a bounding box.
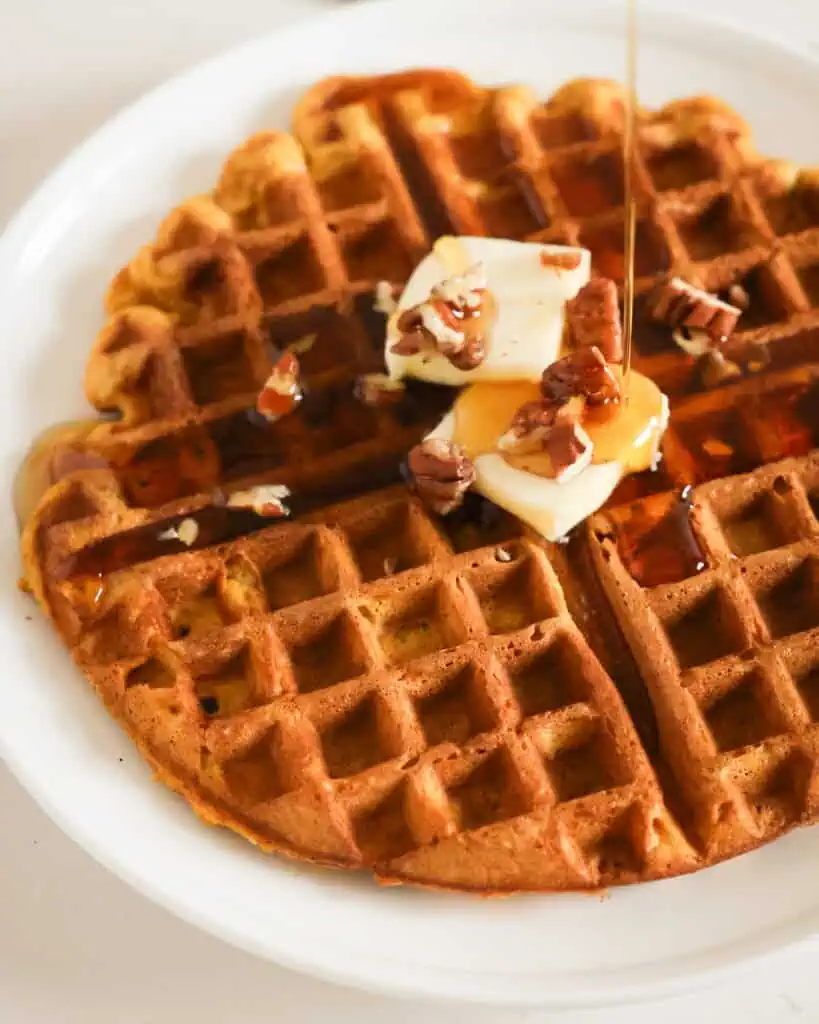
[19,70,819,892]
[589,454,819,861]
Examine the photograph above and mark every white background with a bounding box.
[3,1,819,1020]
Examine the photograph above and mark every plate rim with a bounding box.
[3,0,819,1007]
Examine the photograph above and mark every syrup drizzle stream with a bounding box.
[622,0,638,400]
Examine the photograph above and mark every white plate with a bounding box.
[2,0,819,1008]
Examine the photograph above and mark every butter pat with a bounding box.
[385,237,591,386]
[428,375,669,541]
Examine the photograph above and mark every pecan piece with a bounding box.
[566,278,623,363]
[407,439,476,515]
[541,347,621,407]
[498,399,563,455]
[256,351,303,422]
[672,326,711,358]
[499,347,610,483]
[699,349,742,389]
[390,263,490,371]
[545,421,594,483]
[354,373,406,406]
[650,276,742,344]
[227,483,291,517]
[158,517,200,547]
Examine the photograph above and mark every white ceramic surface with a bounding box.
[3,0,819,1010]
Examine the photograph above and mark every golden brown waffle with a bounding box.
[19,71,819,892]
[294,71,819,502]
[31,485,696,890]
[589,454,819,862]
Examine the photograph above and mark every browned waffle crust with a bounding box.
[20,70,819,892]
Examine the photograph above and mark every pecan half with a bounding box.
[650,276,742,344]
[541,347,621,407]
[566,278,623,363]
[256,352,303,422]
[407,439,476,515]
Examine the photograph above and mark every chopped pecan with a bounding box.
[541,347,621,407]
[256,352,303,422]
[545,421,594,483]
[498,398,564,454]
[672,326,711,358]
[499,347,610,483]
[566,278,623,363]
[390,263,489,370]
[407,439,476,515]
[158,518,200,547]
[699,349,742,389]
[651,276,742,344]
[354,373,407,406]
[227,483,291,517]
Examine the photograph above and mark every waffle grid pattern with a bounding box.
[23,71,819,890]
[78,103,434,516]
[314,75,819,395]
[38,75,819,535]
[591,454,819,858]
[66,492,688,890]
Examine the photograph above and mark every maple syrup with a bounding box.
[56,451,416,583]
[614,486,708,589]
[110,373,454,509]
[622,0,639,397]
[51,376,454,583]
[14,419,109,530]
[450,370,665,477]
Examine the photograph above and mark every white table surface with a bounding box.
[3,1,819,1020]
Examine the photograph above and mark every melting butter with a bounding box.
[451,369,666,476]
[428,370,669,541]
[386,237,591,387]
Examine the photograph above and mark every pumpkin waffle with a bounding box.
[589,453,819,863]
[295,70,819,403]
[18,71,819,891]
